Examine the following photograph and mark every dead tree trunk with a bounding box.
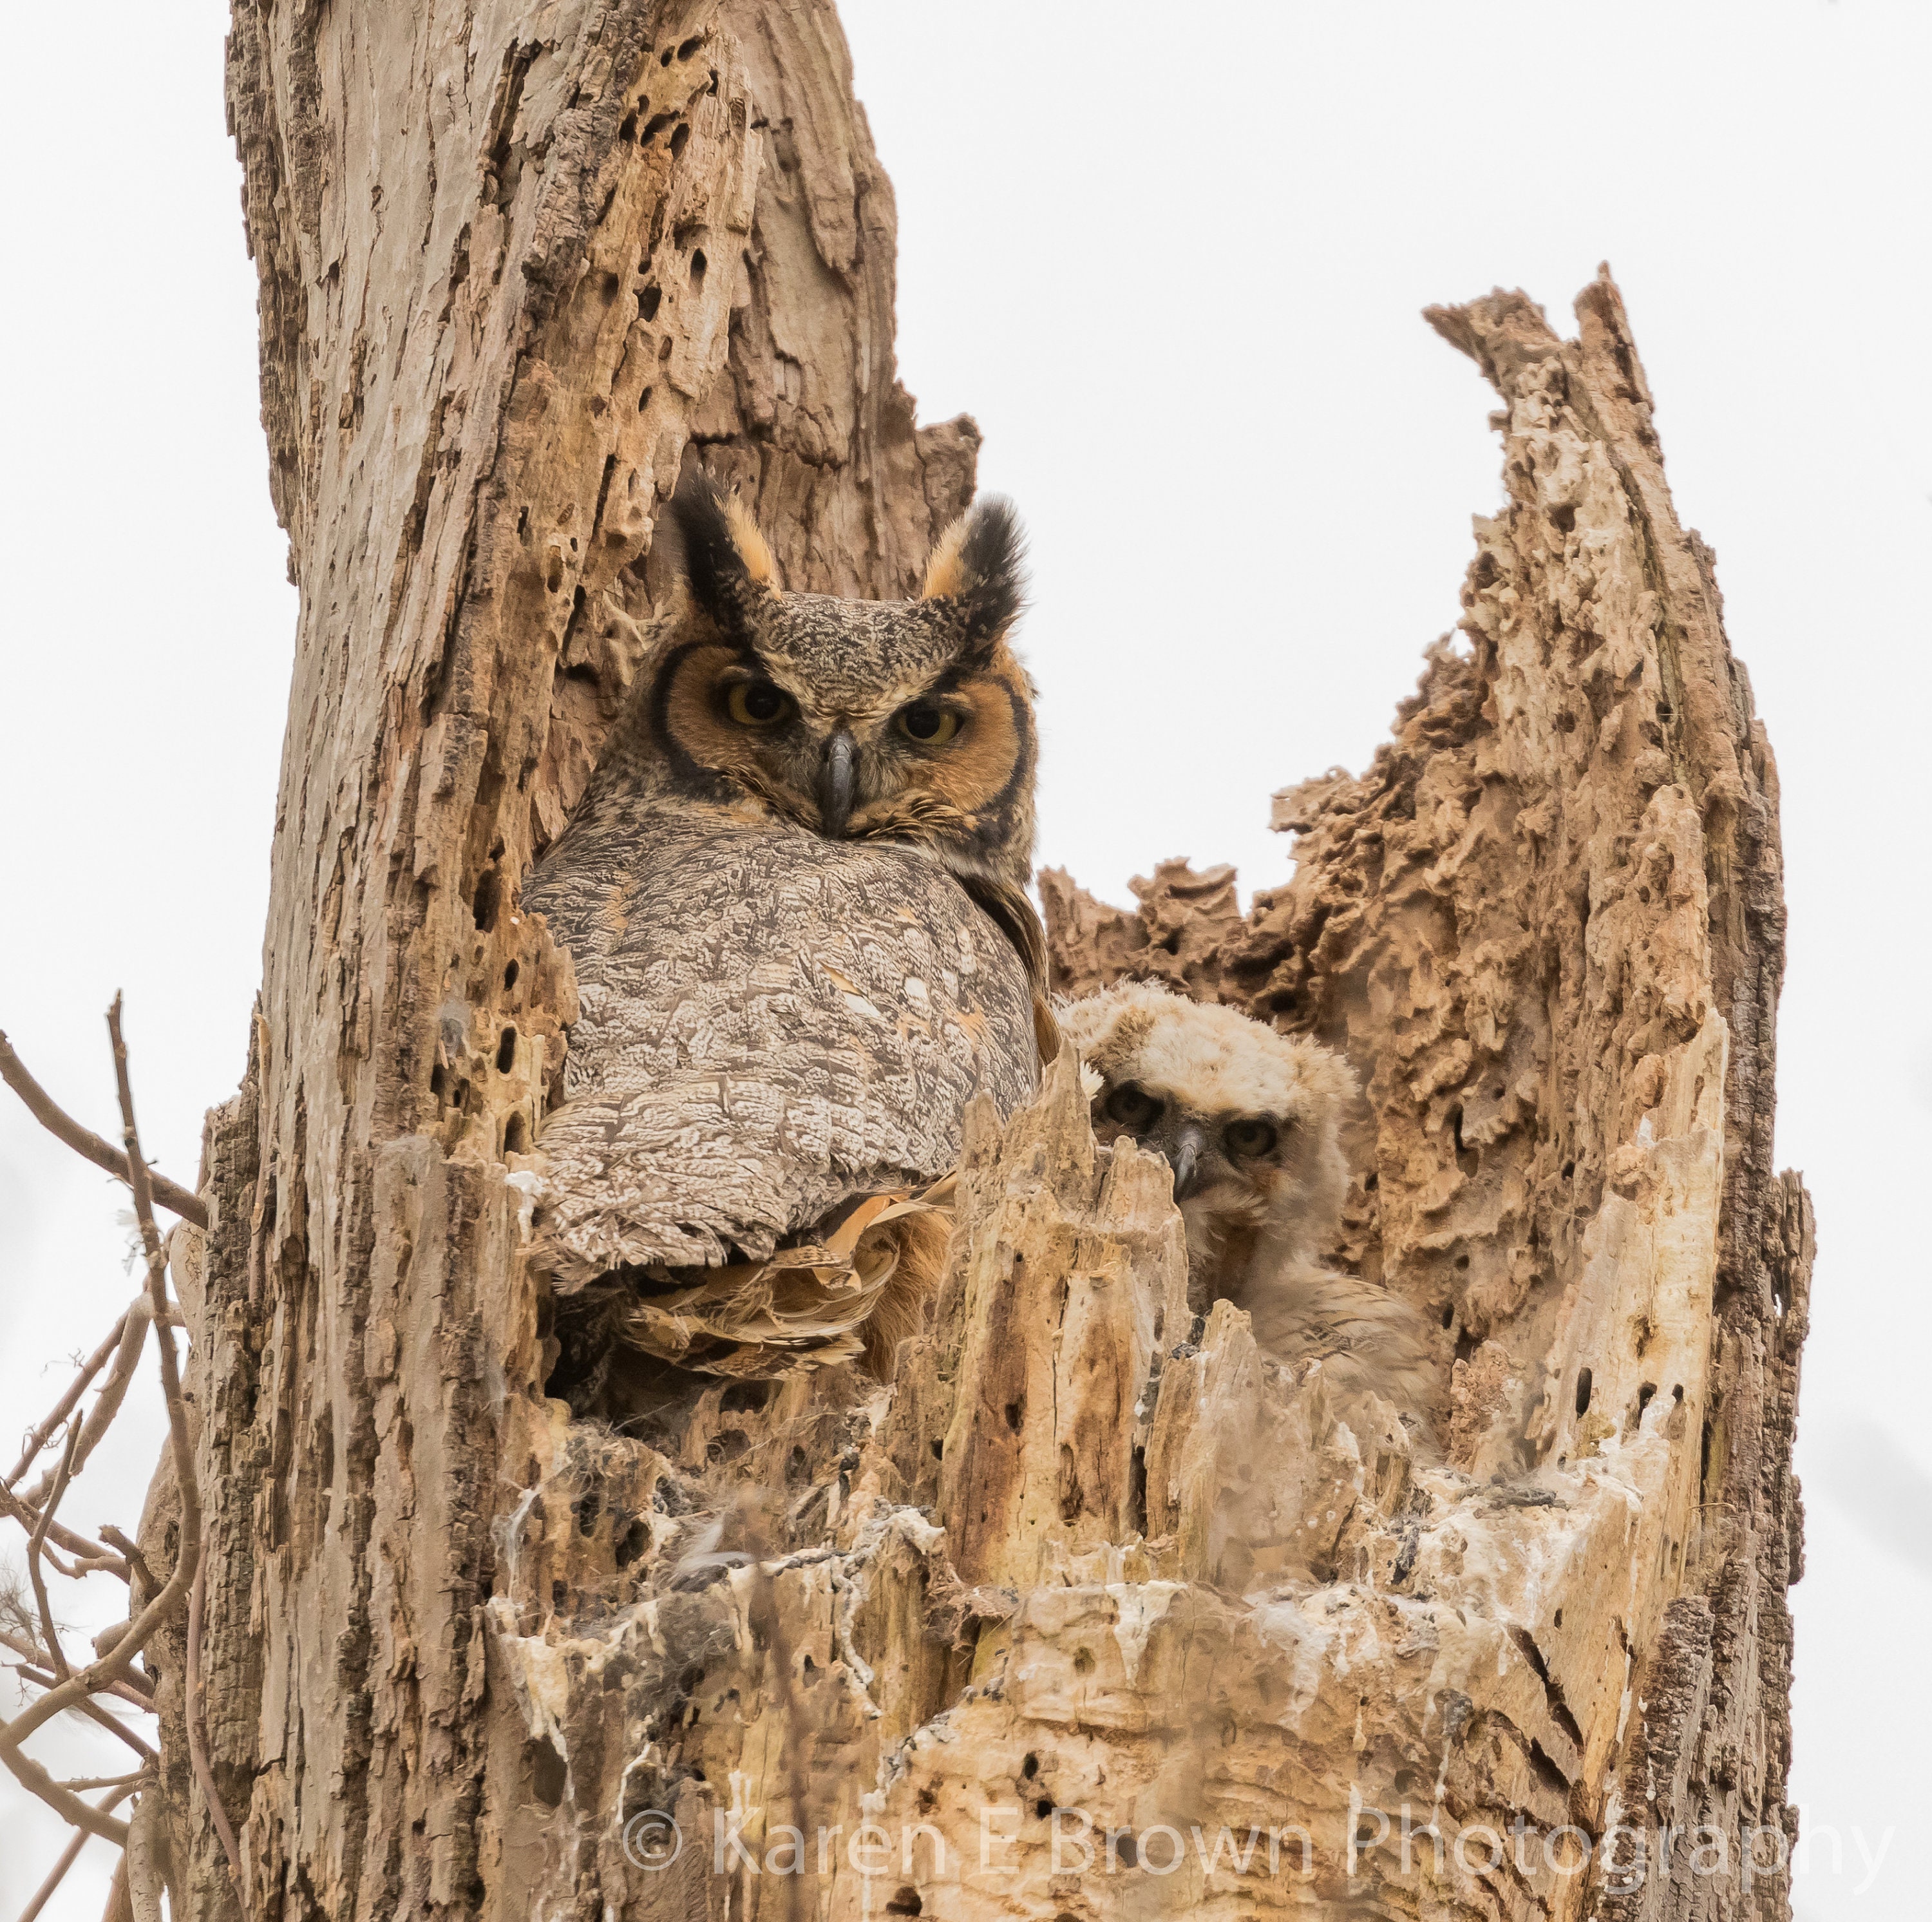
[142,3,1803,1914]
[1042,278,1807,1920]
[170,2,974,1914]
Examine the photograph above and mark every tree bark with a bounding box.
[147,3,1803,1915]
[172,3,972,1915]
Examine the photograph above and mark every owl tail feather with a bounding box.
[594,1174,958,1383]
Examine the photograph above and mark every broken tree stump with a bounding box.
[140,0,1804,1904]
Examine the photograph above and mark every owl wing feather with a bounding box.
[956,870,1061,1061]
[526,807,1036,1285]
[1241,1262,1443,1451]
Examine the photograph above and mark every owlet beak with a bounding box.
[819,730,857,838]
[1170,1123,1207,1202]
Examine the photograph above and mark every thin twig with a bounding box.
[56,1771,147,1793]
[1,1633,155,1710]
[0,1029,207,1226]
[0,1729,131,1847]
[5,1313,129,1489]
[0,1624,57,1675]
[0,1002,198,1847]
[25,1425,83,1682]
[44,1548,131,1585]
[16,1293,154,1510]
[0,1481,131,1581]
[113,997,244,1890]
[15,1782,138,1922]
[7,1655,157,1726]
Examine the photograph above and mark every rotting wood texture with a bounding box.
[130,0,1803,1913]
[167,1,974,1914]
[1043,274,1806,1920]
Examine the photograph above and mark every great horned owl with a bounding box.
[524,471,1046,1390]
[1059,981,1439,1440]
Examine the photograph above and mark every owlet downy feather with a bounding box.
[1060,980,1441,1446]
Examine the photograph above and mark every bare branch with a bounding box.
[4,1313,129,1490]
[0,1628,53,1675]
[104,1673,155,1710]
[5,1646,156,1719]
[97,1530,153,1595]
[99,1851,132,1922]
[1,1626,153,1706]
[15,1294,153,1511]
[44,1548,130,1586]
[0,1003,200,1843]
[124,1792,164,1922]
[0,1029,207,1227]
[15,1781,138,1922]
[0,1565,34,1651]
[0,1728,131,1848]
[186,1557,243,1890]
[17,1825,93,1922]
[0,1481,131,1581]
[24,1424,82,1682]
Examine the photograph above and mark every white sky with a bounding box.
[1,3,1926,1915]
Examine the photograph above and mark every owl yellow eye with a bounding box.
[1104,1083,1163,1131]
[1224,1118,1278,1159]
[725,679,793,728]
[896,701,961,745]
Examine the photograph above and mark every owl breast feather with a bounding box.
[523,810,1038,1282]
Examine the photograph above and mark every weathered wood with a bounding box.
[167,1,974,1914]
[1045,274,1804,1919]
[142,0,1801,1908]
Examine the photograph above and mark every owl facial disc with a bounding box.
[649,470,1052,1036]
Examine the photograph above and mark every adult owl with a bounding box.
[1061,982,1441,1443]
[524,470,1047,1387]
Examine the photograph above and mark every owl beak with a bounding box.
[1170,1123,1206,1201]
[819,729,857,837]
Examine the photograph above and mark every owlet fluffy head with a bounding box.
[650,470,1036,907]
[1059,981,1358,1282]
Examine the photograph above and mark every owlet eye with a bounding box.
[1104,1083,1163,1131]
[726,679,793,728]
[896,701,961,745]
[1224,1118,1279,1159]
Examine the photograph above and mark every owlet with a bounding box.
[1061,981,1439,1440]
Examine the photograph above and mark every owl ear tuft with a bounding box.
[922,497,1026,656]
[665,469,779,631]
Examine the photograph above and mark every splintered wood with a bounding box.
[149,0,1803,1912]
[467,278,1802,1920]
[1038,278,1805,1920]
